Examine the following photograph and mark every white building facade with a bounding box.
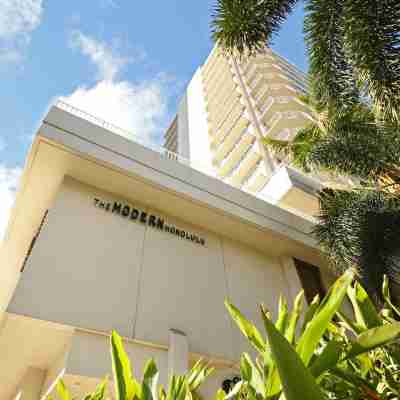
[164,46,322,216]
[0,102,332,399]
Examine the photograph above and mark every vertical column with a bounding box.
[230,56,276,177]
[167,329,189,378]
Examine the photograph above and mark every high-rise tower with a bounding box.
[164,46,321,215]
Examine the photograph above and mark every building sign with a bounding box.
[94,198,206,246]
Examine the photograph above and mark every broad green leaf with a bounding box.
[331,368,380,397]
[187,359,214,391]
[110,330,136,400]
[309,341,342,378]
[225,300,265,353]
[346,322,400,358]
[215,389,226,400]
[382,275,400,318]
[336,311,363,335]
[167,376,187,400]
[261,308,327,400]
[275,295,288,333]
[90,378,108,400]
[225,381,243,400]
[384,368,400,395]
[159,384,167,400]
[260,305,281,396]
[56,380,72,400]
[240,353,252,381]
[285,290,304,344]
[356,353,374,377]
[240,353,265,396]
[301,294,320,332]
[143,359,159,400]
[142,380,154,400]
[296,269,355,366]
[353,282,381,328]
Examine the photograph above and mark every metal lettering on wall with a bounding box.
[94,198,206,246]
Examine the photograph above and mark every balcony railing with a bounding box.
[55,99,317,220]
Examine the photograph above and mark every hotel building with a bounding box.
[164,46,321,216]
[0,49,333,399]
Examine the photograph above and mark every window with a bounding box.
[294,258,325,303]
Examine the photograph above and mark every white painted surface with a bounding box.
[8,177,305,361]
[177,94,190,159]
[186,68,215,176]
[168,329,189,377]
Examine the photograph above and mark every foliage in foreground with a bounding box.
[49,331,213,400]
[226,270,400,400]
[211,0,400,302]
[49,270,400,400]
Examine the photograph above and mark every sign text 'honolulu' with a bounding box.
[94,198,206,246]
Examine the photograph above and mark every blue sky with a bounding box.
[0,0,307,237]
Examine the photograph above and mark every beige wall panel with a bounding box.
[8,178,147,337]
[134,213,235,360]
[65,331,169,388]
[222,238,289,359]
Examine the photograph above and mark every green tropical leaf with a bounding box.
[296,269,355,366]
[143,359,159,400]
[56,380,72,400]
[275,295,288,334]
[301,294,320,332]
[346,322,400,359]
[240,353,265,396]
[309,341,343,378]
[382,275,400,318]
[110,330,137,400]
[347,282,382,329]
[215,388,226,400]
[284,290,304,344]
[261,307,327,400]
[187,359,214,392]
[211,0,299,56]
[336,311,363,335]
[89,378,108,400]
[225,300,266,352]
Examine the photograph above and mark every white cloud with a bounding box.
[63,33,173,145]
[0,164,22,241]
[70,31,130,81]
[62,79,169,145]
[0,0,43,62]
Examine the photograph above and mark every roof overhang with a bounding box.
[0,105,324,312]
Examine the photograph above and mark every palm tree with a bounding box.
[211,0,400,300]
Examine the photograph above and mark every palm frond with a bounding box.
[264,123,324,171]
[343,0,400,123]
[314,188,400,301]
[310,107,400,181]
[304,0,359,110]
[211,0,299,56]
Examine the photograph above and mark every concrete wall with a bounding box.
[8,177,302,361]
[185,68,215,176]
[177,93,190,159]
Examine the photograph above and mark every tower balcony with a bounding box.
[242,160,269,193]
[226,142,264,188]
[255,83,299,105]
[259,96,311,126]
[211,113,248,148]
[265,111,314,138]
[249,73,292,99]
[217,134,255,177]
